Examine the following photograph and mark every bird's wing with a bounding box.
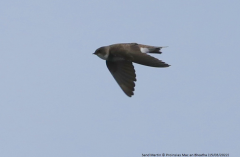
[130,52,170,67]
[109,43,170,67]
[106,60,136,97]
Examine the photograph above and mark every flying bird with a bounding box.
[93,43,170,97]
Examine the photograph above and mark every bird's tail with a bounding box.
[139,45,168,54]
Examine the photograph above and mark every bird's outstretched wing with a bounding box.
[106,60,136,97]
[109,43,170,67]
[130,52,170,67]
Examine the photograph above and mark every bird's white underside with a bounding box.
[97,53,109,60]
[140,47,149,53]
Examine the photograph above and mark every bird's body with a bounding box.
[94,43,170,97]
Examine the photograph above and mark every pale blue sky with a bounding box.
[0,0,239,157]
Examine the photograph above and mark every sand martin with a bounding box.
[93,43,170,97]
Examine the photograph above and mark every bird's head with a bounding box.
[93,46,109,60]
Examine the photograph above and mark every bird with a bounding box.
[93,43,170,97]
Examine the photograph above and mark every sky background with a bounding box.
[0,0,239,157]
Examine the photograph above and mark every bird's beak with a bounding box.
[93,52,96,55]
